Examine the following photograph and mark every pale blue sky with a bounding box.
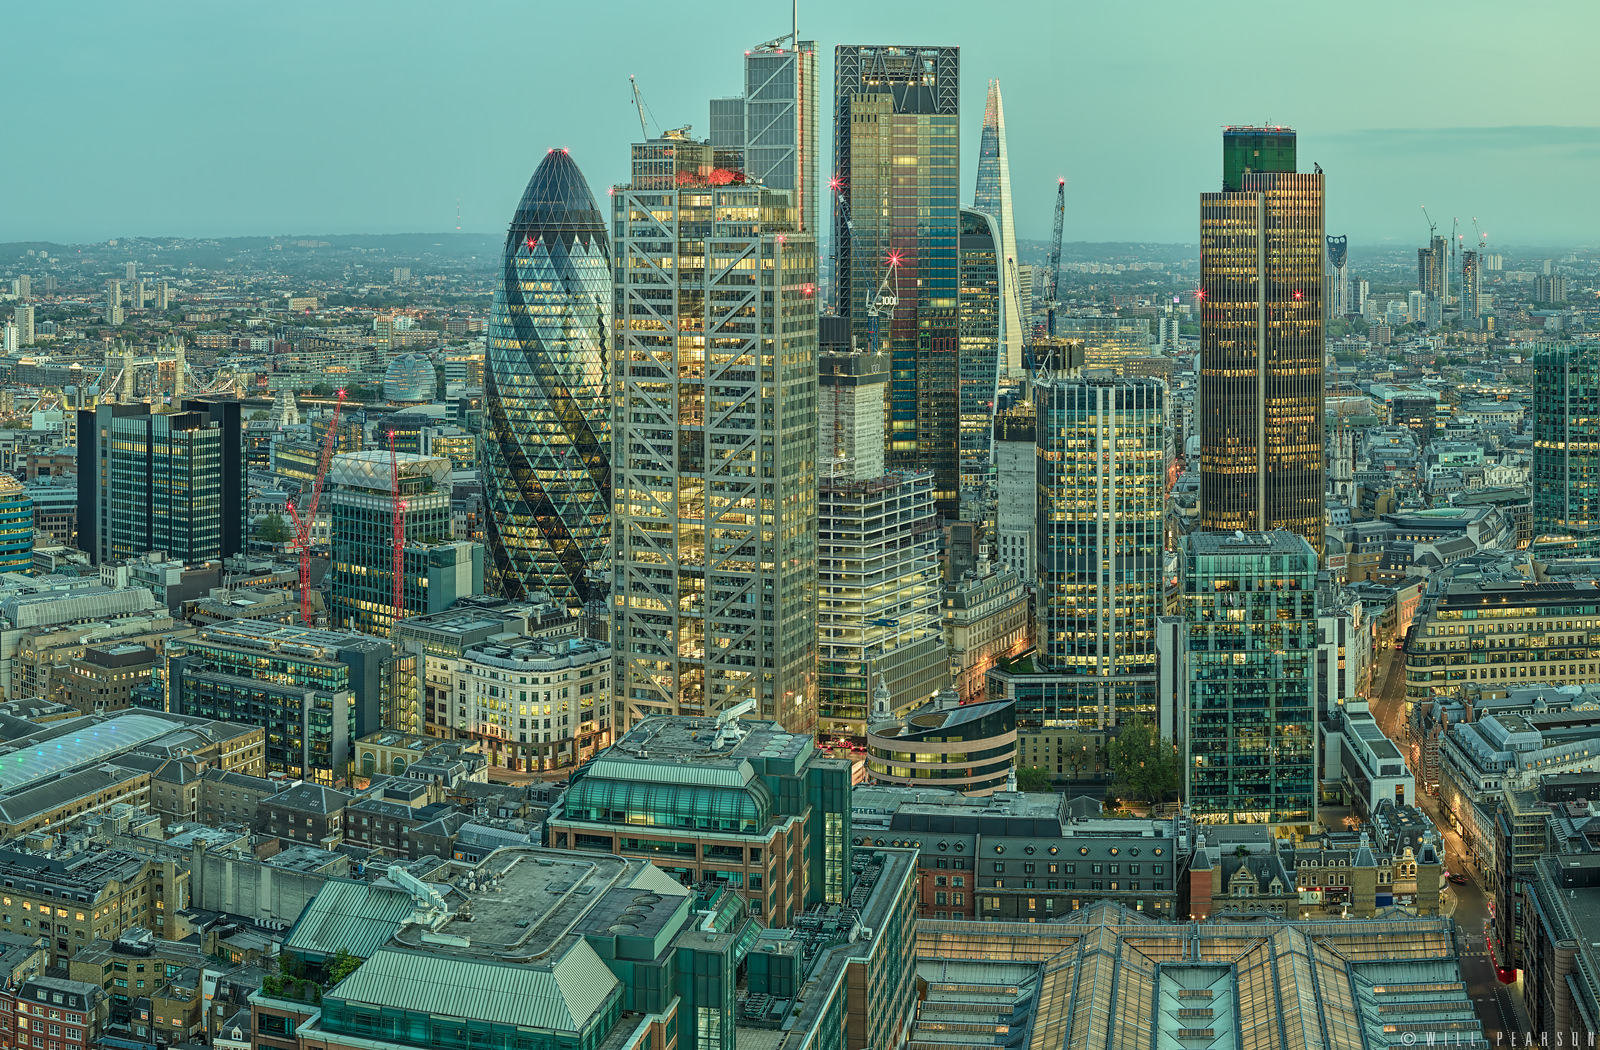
[5,0,1596,246]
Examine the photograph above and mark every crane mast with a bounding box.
[1046,179,1065,337]
[285,388,346,625]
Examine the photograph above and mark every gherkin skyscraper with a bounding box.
[483,149,612,609]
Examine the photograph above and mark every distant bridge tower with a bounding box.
[1326,235,1350,318]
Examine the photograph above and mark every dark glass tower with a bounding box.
[1198,126,1325,553]
[957,206,1000,487]
[834,45,961,516]
[1533,342,1600,542]
[483,149,612,610]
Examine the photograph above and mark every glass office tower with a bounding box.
[1032,375,1166,726]
[76,400,244,566]
[1198,126,1325,554]
[483,149,612,610]
[611,160,819,735]
[834,44,961,516]
[1533,342,1600,541]
[974,79,1022,374]
[1181,530,1319,826]
[958,207,1001,488]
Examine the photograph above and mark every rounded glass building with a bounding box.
[482,149,612,608]
[383,353,436,404]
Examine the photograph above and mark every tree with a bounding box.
[1015,766,1053,793]
[1106,716,1179,805]
[256,512,292,545]
[1056,728,1100,781]
[327,949,362,986]
[249,409,270,421]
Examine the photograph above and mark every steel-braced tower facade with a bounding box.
[975,79,1023,374]
[835,44,961,517]
[611,177,819,734]
[483,150,612,610]
[1198,127,1325,554]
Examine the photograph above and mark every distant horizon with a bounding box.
[2,232,1593,255]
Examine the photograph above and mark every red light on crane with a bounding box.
[887,251,902,267]
[1194,288,1206,302]
[1293,289,1304,300]
[829,176,842,191]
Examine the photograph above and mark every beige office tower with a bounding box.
[611,144,819,734]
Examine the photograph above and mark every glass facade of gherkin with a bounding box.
[484,149,612,609]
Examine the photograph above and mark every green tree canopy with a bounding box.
[256,511,292,544]
[1106,716,1179,805]
[1015,766,1053,793]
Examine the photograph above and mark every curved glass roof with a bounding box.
[562,776,775,834]
[0,713,181,793]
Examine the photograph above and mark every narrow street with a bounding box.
[1365,645,1534,1039]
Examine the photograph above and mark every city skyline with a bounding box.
[4,2,1598,247]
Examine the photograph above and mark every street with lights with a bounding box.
[1365,645,1532,1040]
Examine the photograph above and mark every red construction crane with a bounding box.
[285,388,347,625]
[388,430,407,631]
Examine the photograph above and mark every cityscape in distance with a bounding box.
[1,3,1599,1049]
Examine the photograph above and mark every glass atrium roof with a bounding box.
[0,713,181,793]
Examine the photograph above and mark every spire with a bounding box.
[975,80,1023,374]
[872,674,892,721]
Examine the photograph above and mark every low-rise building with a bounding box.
[865,695,1018,796]
[56,641,157,716]
[851,786,1187,920]
[941,559,1029,703]
[0,847,189,965]
[260,783,353,849]
[547,712,854,925]
[0,975,108,1050]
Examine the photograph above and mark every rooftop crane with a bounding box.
[1421,205,1437,240]
[1472,217,1488,251]
[1046,178,1065,337]
[629,76,659,140]
[285,388,347,625]
[865,252,901,355]
[388,429,407,631]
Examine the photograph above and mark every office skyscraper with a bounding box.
[1033,375,1166,724]
[1418,235,1448,302]
[482,149,612,610]
[76,400,245,566]
[611,145,819,734]
[711,38,820,233]
[1326,235,1349,317]
[1197,126,1325,553]
[817,352,947,745]
[1533,343,1600,542]
[974,79,1023,374]
[327,451,483,636]
[1177,530,1319,826]
[835,44,961,516]
[957,207,1001,487]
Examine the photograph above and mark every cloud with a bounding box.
[1322,125,1600,157]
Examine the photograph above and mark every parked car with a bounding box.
[1447,872,1468,885]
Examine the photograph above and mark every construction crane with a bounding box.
[1045,178,1065,336]
[629,76,659,140]
[388,430,407,631]
[865,252,900,355]
[1472,217,1488,251]
[1421,205,1437,240]
[285,388,347,625]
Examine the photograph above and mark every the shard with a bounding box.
[975,79,1023,374]
[482,148,612,609]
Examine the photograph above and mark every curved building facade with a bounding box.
[383,353,436,404]
[483,149,612,609]
[866,699,1018,796]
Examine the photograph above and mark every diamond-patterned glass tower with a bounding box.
[483,149,612,609]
